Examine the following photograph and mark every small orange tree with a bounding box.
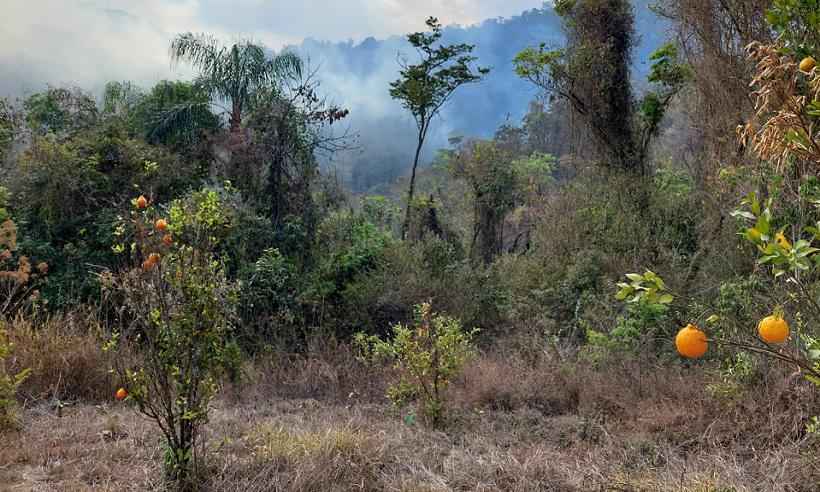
[355,302,477,427]
[104,188,238,487]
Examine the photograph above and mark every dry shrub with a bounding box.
[6,310,113,402]
[454,349,820,453]
[656,0,771,176]
[455,354,580,416]
[240,336,386,403]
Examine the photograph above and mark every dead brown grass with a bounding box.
[5,311,114,404]
[3,329,820,491]
[236,336,386,404]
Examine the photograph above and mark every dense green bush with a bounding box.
[238,248,299,348]
[299,210,392,337]
[9,124,201,308]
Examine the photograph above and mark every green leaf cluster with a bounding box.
[355,303,477,426]
[733,191,820,277]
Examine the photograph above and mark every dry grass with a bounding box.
[5,312,115,404]
[2,340,820,491]
[236,336,386,404]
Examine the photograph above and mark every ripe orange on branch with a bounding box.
[115,388,128,400]
[758,314,789,344]
[142,253,161,271]
[675,324,708,359]
[155,219,168,232]
[136,195,148,209]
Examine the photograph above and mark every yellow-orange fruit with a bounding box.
[162,234,173,246]
[148,253,160,264]
[142,259,155,271]
[758,314,789,344]
[136,195,148,209]
[115,388,128,401]
[775,232,791,250]
[800,56,817,73]
[155,219,168,232]
[675,324,708,359]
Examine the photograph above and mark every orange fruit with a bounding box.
[136,195,148,209]
[800,56,816,73]
[162,234,173,246]
[675,324,708,359]
[155,219,168,232]
[758,314,789,344]
[115,388,128,401]
[142,253,160,272]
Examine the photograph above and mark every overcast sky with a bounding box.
[0,0,541,97]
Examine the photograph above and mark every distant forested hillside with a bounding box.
[293,1,669,191]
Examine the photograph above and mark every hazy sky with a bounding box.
[0,0,540,96]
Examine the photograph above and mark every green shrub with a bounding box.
[0,328,30,431]
[595,271,675,352]
[238,247,299,348]
[301,211,392,336]
[355,302,477,426]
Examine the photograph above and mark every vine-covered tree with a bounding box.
[515,0,636,170]
[390,17,490,238]
[515,0,688,174]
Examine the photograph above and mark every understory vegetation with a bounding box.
[2,0,820,490]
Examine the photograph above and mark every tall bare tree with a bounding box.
[390,17,489,238]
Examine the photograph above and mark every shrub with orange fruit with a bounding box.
[104,188,239,482]
[629,41,820,384]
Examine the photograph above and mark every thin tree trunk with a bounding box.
[402,134,425,239]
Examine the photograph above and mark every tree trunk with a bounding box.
[402,135,425,240]
[229,102,242,133]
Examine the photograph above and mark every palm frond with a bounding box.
[146,100,211,144]
[170,33,224,76]
[270,51,303,81]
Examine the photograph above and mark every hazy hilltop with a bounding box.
[292,1,669,190]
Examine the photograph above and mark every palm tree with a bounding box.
[170,33,302,133]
